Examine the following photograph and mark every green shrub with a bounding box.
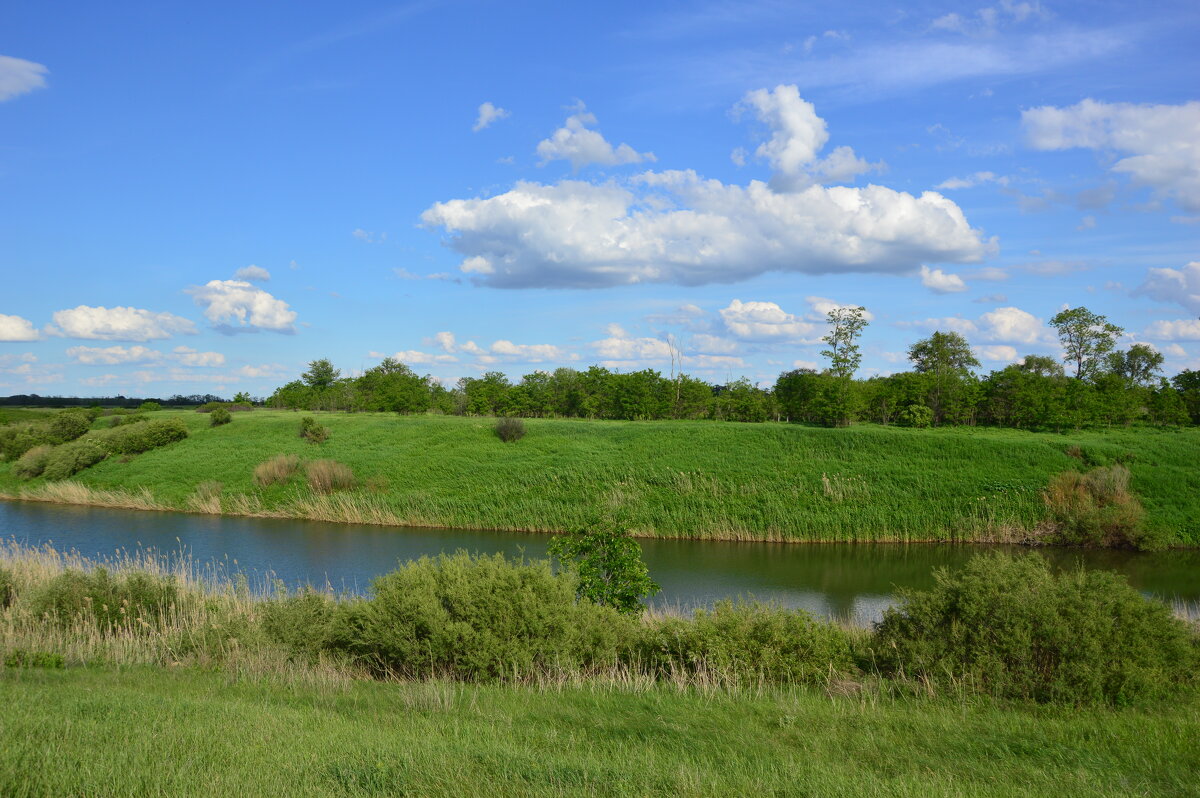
[897,404,934,428]
[495,416,525,442]
[47,411,92,443]
[195,401,226,413]
[1043,464,1160,549]
[3,649,65,669]
[42,439,107,480]
[229,402,253,412]
[305,459,355,493]
[0,422,52,461]
[261,591,336,660]
[28,568,181,632]
[109,413,149,428]
[548,524,660,614]
[138,401,161,412]
[327,552,631,680]
[210,406,232,426]
[299,416,329,444]
[101,418,188,455]
[872,552,1196,705]
[12,444,54,479]
[637,601,855,684]
[0,567,14,609]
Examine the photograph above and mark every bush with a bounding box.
[28,568,181,632]
[42,439,107,480]
[261,590,336,660]
[47,411,92,444]
[896,404,934,428]
[229,402,253,412]
[636,601,855,684]
[548,524,660,614]
[138,401,161,412]
[0,567,14,609]
[872,552,1196,705]
[3,650,65,669]
[210,406,232,426]
[0,422,52,461]
[195,402,226,413]
[101,418,188,455]
[299,416,329,444]
[306,459,355,493]
[254,454,300,487]
[327,552,631,680]
[109,413,149,428]
[495,416,525,443]
[12,444,54,479]
[1043,464,1159,549]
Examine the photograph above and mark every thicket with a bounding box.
[209,406,232,427]
[12,445,54,479]
[0,409,94,461]
[1043,464,1160,549]
[28,568,181,632]
[41,440,107,480]
[97,418,188,455]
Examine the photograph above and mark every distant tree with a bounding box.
[1106,344,1165,388]
[301,358,341,389]
[820,305,869,426]
[1018,355,1065,378]
[1049,307,1124,380]
[232,391,252,404]
[1171,369,1200,425]
[907,331,980,425]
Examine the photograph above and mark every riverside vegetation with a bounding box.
[0,535,1197,796]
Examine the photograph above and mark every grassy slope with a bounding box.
[2,410,1198,544]
[1,666,1197,798]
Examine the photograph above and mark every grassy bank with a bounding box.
[2,410,1199,544]
[3,665,1198,798]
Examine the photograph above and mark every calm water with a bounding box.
[2,500,1197,623]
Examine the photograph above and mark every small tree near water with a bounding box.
[548,523,660,614]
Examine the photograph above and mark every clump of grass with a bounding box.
[299,416,329,444]
[12,445,54,480]
[254,454,299,487]
[306,459,355,494]
[188,481,223,514]
[210,406,232,427]
[1043,464,1158,549]
[495,416,525,443]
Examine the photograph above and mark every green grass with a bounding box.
[0,407,56,426]
[1,665,1197,797]
[2,410,1199,544]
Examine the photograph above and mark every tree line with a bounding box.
[268,305,1200,430]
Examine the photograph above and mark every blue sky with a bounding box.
[2,0,1198,397]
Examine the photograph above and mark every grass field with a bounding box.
[2,410,1199,544]
[1,665,1197,797]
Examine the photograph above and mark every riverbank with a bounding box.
[2,411,1198,545]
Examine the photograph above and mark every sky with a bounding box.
[2,0,1199,398]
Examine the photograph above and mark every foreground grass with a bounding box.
[2,410,1198,544]
[1,665,1197,797]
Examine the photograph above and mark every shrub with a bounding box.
[306,459,355,493]
[12,444,54,479]
[299,416,329,444]
[254,454,300,486]
[636,601,855,684]
[261,590,336,660]
[101,418,188,455]
[42,439,107,480]
[495,416,525,443]
[195,401,226,413]
[548,524,660,614]
[28,568,181,632]
[229,402,253,412]
[1043,464,1159,549]
[0,422,52,461]
[872,552,1196,705]
[210,406,232,426]
[0,567,14,609]
[896,404,934,428]
[138,401,161,412]
[326,552,630,680]
[47,411,92,443]
[109,413,149,428]
[3,650,65,669]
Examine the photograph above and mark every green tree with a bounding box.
[232,391,252,404]
[1049,307,1124,380]
[1171,369,1200,424]
[907,330,980,425]
[820,305,869,426]
[1106,344,1164,387]
[548,523,660,614]
[301,358,341,389]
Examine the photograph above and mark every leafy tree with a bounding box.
[1019,355,1065,378]
[820,305,869,425]
[232,391,252,404]
[907,331,980,425]
[1049,307,1124,380]
[1172,369,1200,424]
[301,358,341,389]
[548,523,660,614]
[1106,344,1164,387]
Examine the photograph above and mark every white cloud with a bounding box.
[172,346,226,367]
[48,305,197,341]
[383,350,459,365]
[416,331,571,364]
[792,359,819,369]
[935,171,1009,190]
[0,353,36,367]
[66,345,163,365]
[352,229,387,243]
[931,2,1044,36]
[591,326,673,364]
[805,296,875,322]
[973,344,1019,362]
[719,299,820,341]
[1023,99,1200,211]
[0,55,48,102]
[473,101,510,132]
[424,173,991,289]
[919,265,967,294]
[1163,343,1188,358]
[974,293,1008,303]
[234,364,287,378]
[1143,319,1200,342]
[690,333,740,355]
[186,280,297,333]
[979,306,1050,344]
[233,265,271,282]
[0,313,40,341]
[1133,261,1200,314]
[489,340,569,362]
[536,104,655,170]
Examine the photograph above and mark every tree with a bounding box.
[1172,369,1200,425]
[232,391,252,404]
[301,358,341,389]
[820,305,869,425]
[1049,307,1124,380]
[907,331,980,425]
[548,523,660,614]
[1106,344,1164,387]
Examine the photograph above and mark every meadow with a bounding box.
[1,409,1198,545]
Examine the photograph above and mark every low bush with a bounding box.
[47,411,92,444]
[897,404,934,428]
[305,459,355,493]
[0,567,14,609]
[299,416,329,444]
[1043,464,1160,549]
[137,401,161,412]
[229,402,253,412]
[109,414,149,428]
[254,454,300,487]
[0,422,52,462]
[495,416,526,443]
[3,649,65,669]
[210,407,232,426]
[195,402,226,413]
[872,552,1196,705]
[27,568,181,632]
[327,552,631,680]
[41,439,107,480]
[101,418,188,455]
[12,444,54,479]
[261,590,336,660]
[637,601,855,684]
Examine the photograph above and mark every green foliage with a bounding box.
[3,649,65,669]
[495,416,525,442]
[232,391,252,404]
[327,552,630,680]
[1043,464,1162,550]
[41,439,107,480]
[0,422,52,461]
[209,406,232,427]
[101,418,188,455]
[0,567,14,609]
[896,404,934,428]
[873,553,1195,705]
[137,401,162,412]
[47,411,92,444]
[637,601,855,684]
[28,568,180,632]
[299,416,329,444]
[12,444,54,479]
[1049,306,1124,381]
[301,358,341,389]
[260,590,335,660]
[548,524,660,614]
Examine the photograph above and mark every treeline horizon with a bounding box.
[0,393,250,409]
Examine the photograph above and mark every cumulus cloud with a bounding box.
[935,171,1009,190]
[172,346,226,367]
[473,101,510,132]
[973,344,1019,362]
[0,313,40,341]
[1133,261,1200,315]
[187,280,297,333]
[48,306,197,341]
[1023,99,1200,212]
[718,299,820,341]
[919,265,968,294]
[412,331,572,365]
[0,55,48,102]
[900,306,1051,345]
[592,328,673,364]
[376,350,459,365]
[536,105,655,170]
[805,296,875,322]
[233,265,271,282]
[66,345,163,365]
[1143,319,1200,342]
